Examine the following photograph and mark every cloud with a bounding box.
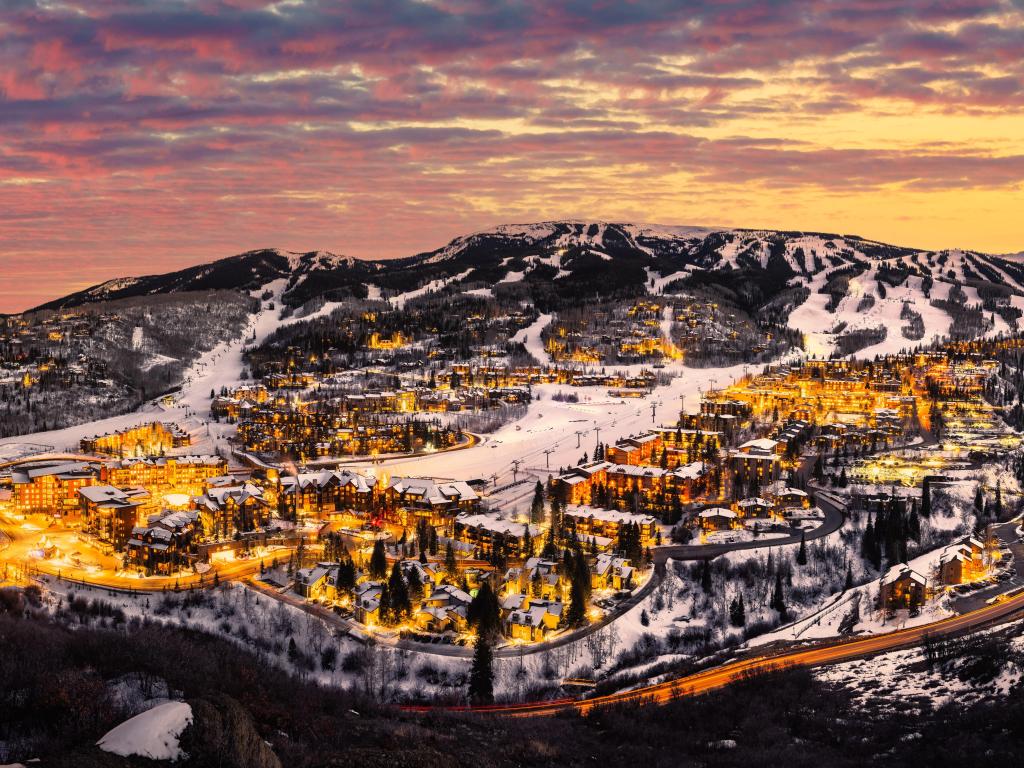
[0,0,1023,311]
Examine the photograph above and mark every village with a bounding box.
[3,335,1019,660]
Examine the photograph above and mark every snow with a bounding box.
[510,313,552,364]
[390,269,474,309]
[97,701,193,762]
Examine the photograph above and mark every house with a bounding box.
[296,562,334,599]
[416,583,472,632]
[354,581,384,625]
[737,497,771,518]
[879,564,927,612]
[938,537,987,585]
[773,486,810,509]
[507,599,564,642]
[592,554,635,591]
[698,507,737,531]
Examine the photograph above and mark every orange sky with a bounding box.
[1,1,1023,312]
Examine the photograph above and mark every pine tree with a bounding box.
[530,481,546,524]
[444,540,458,577]
[700,559,713,593]
[388,562,411,623]
[771,571,787,620]
[729,593,746,627]
[468,634,494,705]
[843,564,853,591]
[468,581,501,639]
[369,539,388,580]
[921,478,932,517]
[796,531,807,566]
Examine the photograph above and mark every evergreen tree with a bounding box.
[467,581,502,639]
[771,571,787,620]
[796,531,807,566]
[530,481,546,524]
[700,559,713,593]
[369,539,388,580]
[444,540,458,577]
[843,564,854,592]
[921,478,932,517]
[387,562,411,623]
[729,593,746,627]
[468,634,494,705]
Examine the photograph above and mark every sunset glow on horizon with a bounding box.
[2,0,1024,312]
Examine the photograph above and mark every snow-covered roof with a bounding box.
[699,507,737,518]
[564,505,657,526]
[881,563,927,586]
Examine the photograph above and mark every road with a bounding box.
[951,520,1024,613]
[0,512,282,593]
[404,586,1024,717]
[654,494,846,565]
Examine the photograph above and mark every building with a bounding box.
[879,564,928,612]
[698,507,738,531]
[592,553,635,591]
[563,506,658,547]
[452,514,542,557]
[938,537,987,585]
[80,421,191,457]
[506,599,563,642]
[278,469,375,519]
[11,462,97,515]
[78,485,150,549]
[193,483,271,538]
[729,438,781,485]
[125,510,199,574]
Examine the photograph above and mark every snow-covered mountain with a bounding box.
[32,224,1024,342]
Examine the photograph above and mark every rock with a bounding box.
[178,695,280,768]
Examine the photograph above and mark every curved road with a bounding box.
[655,496,845,565]
[404,588,1024,717]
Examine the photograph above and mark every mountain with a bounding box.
[32,222,1024,325]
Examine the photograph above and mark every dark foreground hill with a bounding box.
[1,587,1022,768]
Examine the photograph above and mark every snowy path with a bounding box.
[510,312,552,364]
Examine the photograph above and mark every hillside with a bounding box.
[26,222,1024,362]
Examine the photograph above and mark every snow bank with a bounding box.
[97,701,193,762]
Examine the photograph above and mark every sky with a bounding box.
[2,0,1023,313]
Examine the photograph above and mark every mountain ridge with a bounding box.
[26,222,1024,315]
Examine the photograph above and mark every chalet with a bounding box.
[737,497,771,518]
[417,583,472,633]
[507,599,563,642]
[296,562,334,599]
[938,537,987,585]
[879,564,927,612]
[699,507,737,531]
[592,554,635,591]
[773,486,810,510]
[354,581,384,625]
